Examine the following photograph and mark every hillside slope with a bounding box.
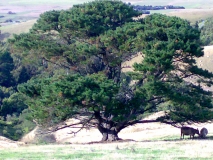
[20,112,213,144]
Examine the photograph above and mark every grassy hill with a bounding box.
[1,0,213,24]
[0,20,36,41]
[166,9,213,23]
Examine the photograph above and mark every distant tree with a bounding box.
[200,17,213,46]
[0,26,36,140]
[0,86,33,140]
[0,50,15,87]
[0,92,28,117]
[11,1,213,141]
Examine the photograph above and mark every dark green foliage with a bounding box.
[0,50,15,87]
[8,0,141,80]
[31,10,61,32]
[200,17,213,46]
[17,66,31,84]
[0,109,35,140]
[0,43,35,140]
[0,87,15,107]
[0,86,34,140]
[132,14,213,125]
[18,74,119,126]
[59,0,140,37]
[0,92,28,117]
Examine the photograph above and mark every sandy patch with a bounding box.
[19,111,213,144]
[196,45,213,72]
[0,136,25,148]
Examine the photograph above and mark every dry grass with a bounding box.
[166,9,213,23]
[8,140,213,159]
[20,111,213,144]
[2,119,213,159]
[0,20,36,41]
[1,112,213,159]
[197,45,213,72]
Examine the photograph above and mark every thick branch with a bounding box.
[42,114,97,134]
[127,119,177,127]
[42,57,72,70]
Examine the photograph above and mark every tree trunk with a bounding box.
[100,129,120,141]
[97,124,121,141]
[94,111,121,141]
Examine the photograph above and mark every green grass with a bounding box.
[0,145,102,160]
[1,139,213,160]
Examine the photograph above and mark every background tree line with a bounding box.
[200,17,213,46]
[0,27,35,140]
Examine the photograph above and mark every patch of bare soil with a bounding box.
[0,136,25,148]
[20,111,213,144]
[197,46,213,71]
[121,52,143,72]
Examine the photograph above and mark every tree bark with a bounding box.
[100,129,120,141]
[97,123,121,141]
[94,111,121,141]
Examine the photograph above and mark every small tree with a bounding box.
[200,17,213,46]
[0,50,15,87]
[11,1,213,141]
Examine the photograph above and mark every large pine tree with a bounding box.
[10,0,213,141]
